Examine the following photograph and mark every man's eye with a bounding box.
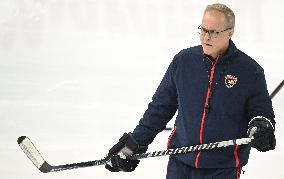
[211,31,219,36]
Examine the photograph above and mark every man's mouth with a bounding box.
[204,43,212,47]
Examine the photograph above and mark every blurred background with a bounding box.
[0,0,283,178]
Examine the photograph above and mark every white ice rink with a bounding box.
[1,0,284,178]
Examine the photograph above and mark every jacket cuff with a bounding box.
[248,116,274,130]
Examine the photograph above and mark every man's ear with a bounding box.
[228,29,234,38]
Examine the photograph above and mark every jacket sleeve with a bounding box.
[246,68,275,128]
[132,57,179,146]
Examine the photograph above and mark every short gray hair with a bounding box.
[205,3,235,29]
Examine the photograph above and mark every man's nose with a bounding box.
[203,32,211,41]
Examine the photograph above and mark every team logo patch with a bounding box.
[225,75,238,88]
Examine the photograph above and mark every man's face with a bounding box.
[200,10,234,59]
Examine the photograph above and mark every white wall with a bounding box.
[0,0,283,178]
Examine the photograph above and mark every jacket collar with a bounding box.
[201,40,239,64]
[223,40,239,59]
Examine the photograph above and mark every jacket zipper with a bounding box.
[195,57,218,168]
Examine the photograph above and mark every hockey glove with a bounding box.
[105,132,147,172]
[247,117,276,152]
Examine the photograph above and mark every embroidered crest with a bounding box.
[225,75,238,88]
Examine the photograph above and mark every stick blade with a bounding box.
[17,136,52,173]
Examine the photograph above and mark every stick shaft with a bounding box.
[270,79,284,99]
[132,137,251,160]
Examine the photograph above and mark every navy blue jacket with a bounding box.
[132,40,275,168]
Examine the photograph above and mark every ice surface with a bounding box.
[0,0,283,178]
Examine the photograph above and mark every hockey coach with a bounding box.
[104,3,276,179]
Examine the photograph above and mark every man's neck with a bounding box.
[207,42,230,64]
[204,54,218,64]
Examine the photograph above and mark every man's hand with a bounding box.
[247,117,276,152]
[105,133,146,172]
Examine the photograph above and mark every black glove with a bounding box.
[105,133,147,172]
[247,117,276,152]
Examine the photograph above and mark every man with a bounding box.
[104,3,276,179]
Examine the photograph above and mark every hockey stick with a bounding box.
[270,79,284,99]
[18,135,251,173]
